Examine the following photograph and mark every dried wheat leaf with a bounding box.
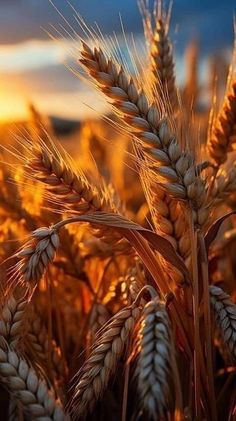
[70,211,190,278]
[205,211,236,253]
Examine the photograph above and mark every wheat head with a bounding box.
[210,285,236,361]
[0,341,67,420]
[135,297,172,419]
[70,304,141,418]
[80,42,208,226]
[15,227,60,284]
[208,80,236,166]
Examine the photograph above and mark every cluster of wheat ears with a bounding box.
[0,1,236,420]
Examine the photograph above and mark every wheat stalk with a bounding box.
[135,296,173,419]
[70,303,141,418]
[183,40,199,108]
[208,80,236,166]
[80,42,208,226]
[210,285,236,361]
[0,340,68,420]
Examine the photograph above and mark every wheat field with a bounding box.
[0,1,235,420]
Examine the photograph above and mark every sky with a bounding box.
[0,0,235,122]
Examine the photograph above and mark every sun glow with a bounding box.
[0,77,29,123]
[0,95,29,123]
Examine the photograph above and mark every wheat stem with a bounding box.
[198,233,217,421]
[189,210,201,419]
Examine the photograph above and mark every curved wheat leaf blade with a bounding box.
[205,210,236,253]
[68,211,190,278]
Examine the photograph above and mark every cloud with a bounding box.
[0,0,235,54]
[0,0,235,122]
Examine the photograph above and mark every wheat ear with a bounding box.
[0,341,68,420]
[88,302,110,338]
[208,80,236,166]
[149,16,177,107]
[210,285,236,361]
[26,140,131,253]
[15,227,60,284]
[210,165,236,206]
[0,286,29,347]
[70,304,141,418]
[0,286,29,420]
[120,264,145,305]
[135,297,172,418]
[151,186,190,258]
[103,262,144,310]
[80,42,208,226]
[26,305,67,381]
[8,397,21,421]
[27,140,108,213]
[0,164,36,232]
